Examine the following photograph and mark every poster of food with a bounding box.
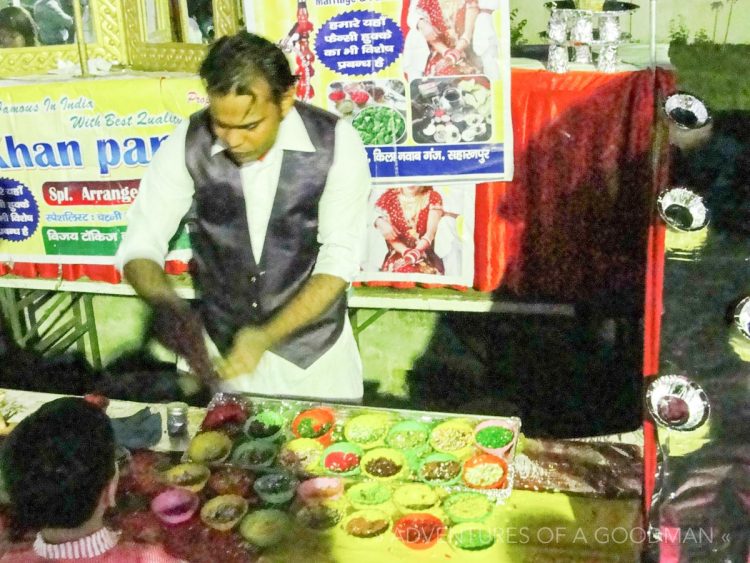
[245,0,513,184]
[0,76,204,265]
[357,183,475,286]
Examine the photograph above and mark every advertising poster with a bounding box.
[0,76,205,265]
[246,0,513,184]
[357,183,475,285]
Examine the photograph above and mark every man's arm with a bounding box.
[124,258,218,384]
[123,258,181,305]
[115,121,217,382]
[219,274,347,378]
[220,118,370,378]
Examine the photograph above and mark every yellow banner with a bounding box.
[0,75,206,264]
[247,0,514,184]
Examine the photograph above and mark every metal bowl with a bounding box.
[646,375,710,432]
[664,92,712,130]
[656,187,709,232]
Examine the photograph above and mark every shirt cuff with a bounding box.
[114,244,166,274]
[312,244,359,283]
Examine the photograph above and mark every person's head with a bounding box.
[199,31,298,164]
[0,397,116,530]
[0,6,38,48]
[401,186,431,197]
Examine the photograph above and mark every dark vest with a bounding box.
[184,102,346,368]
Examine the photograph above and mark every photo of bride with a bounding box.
[401,0,501,81]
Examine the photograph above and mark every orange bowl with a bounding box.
[291,408,336,446]
[462,453,508,490]
[393,513,446,550]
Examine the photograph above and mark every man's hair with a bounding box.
[199,31,297,104]
[0,397,115,529]
[0,6,39,46]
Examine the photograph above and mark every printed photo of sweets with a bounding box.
[327,79,408,146]
[410,75,493,144]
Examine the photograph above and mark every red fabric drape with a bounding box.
[475,68,673,300]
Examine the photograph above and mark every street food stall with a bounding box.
[1,0,745,561]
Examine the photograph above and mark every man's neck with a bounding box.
[41,513,105,545]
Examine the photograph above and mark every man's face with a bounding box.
[0,28,25,48]
[208,78,294,165]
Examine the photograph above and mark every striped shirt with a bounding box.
[1,528,181,562]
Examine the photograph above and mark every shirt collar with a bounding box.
[34,528,120,559]
[210,107,315,158]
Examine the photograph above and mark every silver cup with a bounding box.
[599,14,621,43]
[573,45,593,64]
[547,44,569,73]
[571,12,594,43]
[597,43,618,72]
[548,10,568,43]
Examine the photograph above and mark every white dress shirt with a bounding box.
[116,108,370,401]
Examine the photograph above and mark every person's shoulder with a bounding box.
[0,546,40,563]
[296,100,337,118]
[107,541,182,562]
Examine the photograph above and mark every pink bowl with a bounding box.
[473,419,517,457]
[296,477,344,504]
[150,488,200,525]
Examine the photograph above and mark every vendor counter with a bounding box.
[0,388,643,562]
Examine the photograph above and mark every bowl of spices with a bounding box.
[392,483,439,514]
[429,419,474,458]
[343,413,391,449]
[321,442,363,476]
[418,452,462,486]
[361,447,407,481]
[239,509,290,547]
[162,463,211,493]
[393,513,446,550]
[245,410,285,442]
[278,438,324,474]
[346,481,392,511]
[342,509,391,540]
[199,494,249,531]
[443,492,493,524]
[186,431,233,465]
[294,501,343,532]
[473,419,516,457]
[151,488,200,525]
[385,420,431,457]
[253,472,299,504]
[230,440,278,471]
[448,522,496,552]
[291,408,335,446]
[462,454,508,490]
[297,476,345,504]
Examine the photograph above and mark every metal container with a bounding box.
[167,402,189,437]
[547,44,570,73]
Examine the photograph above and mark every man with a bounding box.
[116,31,370,402]
[0,397,180,562]
[32,0,73,45]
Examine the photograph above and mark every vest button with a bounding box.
[251,302,258,308]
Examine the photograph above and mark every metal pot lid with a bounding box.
[646,375,710,432]
[656,187,710,232]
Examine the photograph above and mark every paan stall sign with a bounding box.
[246,0,513,184]
[0,76,205,265]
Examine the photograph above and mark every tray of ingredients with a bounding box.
[131,393,522,555]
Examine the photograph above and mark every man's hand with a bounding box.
[124,258,220,387]
[218,326,274,380]
[150,298,219,385]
